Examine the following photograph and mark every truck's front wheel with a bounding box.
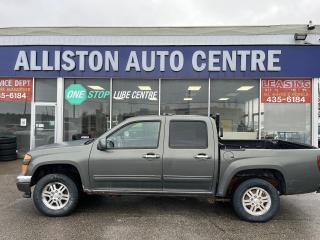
[232,178,280,222]
[33,174,79,217]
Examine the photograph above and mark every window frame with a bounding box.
[106,120,162,150]
[168,120,208,149]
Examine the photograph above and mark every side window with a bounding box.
[108,121,160,149]
[169,121,208,149]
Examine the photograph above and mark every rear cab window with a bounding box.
[169,121,208,149]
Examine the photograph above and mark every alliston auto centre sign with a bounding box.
[0,45,319,77]
[14,49,281,72]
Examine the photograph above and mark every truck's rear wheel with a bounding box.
[33,174,79,217]
[232,178,279,222]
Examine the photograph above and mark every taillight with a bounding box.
[317,155,320,172]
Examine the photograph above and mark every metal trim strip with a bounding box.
[93,175,162,182]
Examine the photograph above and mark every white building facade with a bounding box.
[0,25,319,154]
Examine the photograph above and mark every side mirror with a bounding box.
[107,139,114,149]
[219,128,224,138]
[97,138,107,151]
[97,138,114,151]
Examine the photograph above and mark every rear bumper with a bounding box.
[16,175,31,198]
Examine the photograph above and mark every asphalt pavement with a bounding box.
[1,160,320,240]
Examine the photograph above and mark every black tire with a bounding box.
[0,143,17,150]
[0,136,16,144]
[33,174,79,217]
[0,149,17,156]
[0,154,17,161]
[232,178,280,222]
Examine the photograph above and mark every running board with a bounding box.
[84,188,214,197]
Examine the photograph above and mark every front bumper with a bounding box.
[16,175,32,198]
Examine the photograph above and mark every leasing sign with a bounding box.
[261,79,312,103]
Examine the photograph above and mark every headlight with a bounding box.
[23,154,32,164]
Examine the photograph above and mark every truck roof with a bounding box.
[123,115,210,121]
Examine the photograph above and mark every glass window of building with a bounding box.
[63,79,110,141]
[210,79,259,139]
[261,103,311,144]
[34,105,56,148]
[260,79,312,145]
[161,79,208,115]
[0,77,33,154]
[112,79,159,126]
[0,102,31,154]
[35,78,57,102]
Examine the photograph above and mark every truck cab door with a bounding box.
[89,117,164,192]
[163,117,215,193]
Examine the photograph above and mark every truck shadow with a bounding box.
[76,194,319,222]
[77,194,235,219]
[12,194,315,239]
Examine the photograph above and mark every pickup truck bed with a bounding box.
[220,139,315,149]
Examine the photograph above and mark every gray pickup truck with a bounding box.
[17,115,320,222]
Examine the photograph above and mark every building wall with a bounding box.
[0,29,319,153]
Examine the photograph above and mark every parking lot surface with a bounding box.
[1,160,320,240]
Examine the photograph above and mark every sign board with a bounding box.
[65,83,110,105]
[65,84,87,105]
[261,79,311,103]
[20,118,27,127]
[0,78,33,102]
[0,45,319,78]
[113,90,158,100]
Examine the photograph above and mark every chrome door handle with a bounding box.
[194,154,211,160]
[143,153,160,160]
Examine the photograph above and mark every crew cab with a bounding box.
[17,115,320,222]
